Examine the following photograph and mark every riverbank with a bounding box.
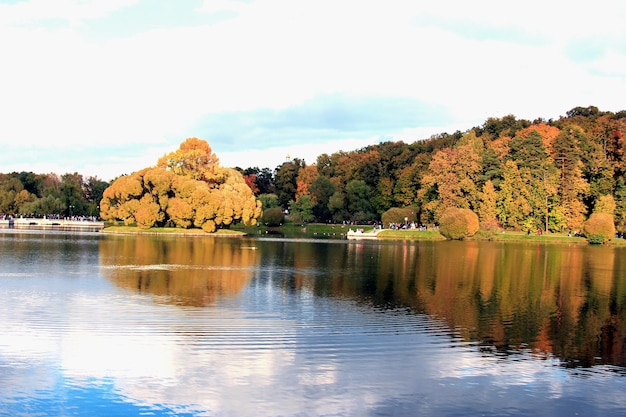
[0,217,104,230]
[234,222,626,245]
[101,226,246,237]
[100,223,626,245]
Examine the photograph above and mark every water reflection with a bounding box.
[99,235,259,306]
[333,240,626,368]
[2,230,626,417]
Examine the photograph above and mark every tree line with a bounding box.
[243,106,626,233]
[0,171,108,218]
[2,105,625,234]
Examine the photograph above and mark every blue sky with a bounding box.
[1,0,626,180]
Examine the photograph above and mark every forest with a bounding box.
[2,106,625,233]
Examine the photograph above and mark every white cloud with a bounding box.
[0,0,139,26]
[2,0,626,177]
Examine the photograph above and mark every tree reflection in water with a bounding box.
[100,235,259,306]
[261,239,626,369]
[100,235,626,368]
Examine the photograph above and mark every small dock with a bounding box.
[0,217,105,231]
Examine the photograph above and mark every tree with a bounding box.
[258,193,279,209]
[478,180,498,225]
[84,176,109,216]
[497,160,532,229]
[438,207,479,240]
[242,173,260,195]
[157,137,223,183]
[328,190,348,222]
[594,194,616,215]
[583,212,615,244]
[60,173,85,216]
[244,167,275,195]
[372,177,395,215]
[290,194,315,224]
[480,145,502,188]
[381,207,417,227]
[295,164,319,200]
[101,139,262,231]
[551,126,590,231]
[615,179,626,233]
[309,175,335,222]
[394,163,421,207]
[262,207,284,226]
[345,180,375,221]
[274,159,304,209]
[420,131,483,221]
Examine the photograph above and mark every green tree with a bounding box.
[372,177,395,215]
[84,176,109,217]
[345,180,375,221]
[381,207,417,227]
[258,193,279,209]
[290,194,315,223]
[480,145,503,188]
[328,190,348,222]
[262,207,284,226]
[60,173,85,217]
[615,179,626,233]
[309,175,335,221]
[274,159,304,209]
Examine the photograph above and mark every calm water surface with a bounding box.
[1,230,625,416]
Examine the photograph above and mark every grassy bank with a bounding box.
[102,223,626,246]
[232,222,352,239]
[101,225,246,237]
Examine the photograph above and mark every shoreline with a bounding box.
[100,226,246,237]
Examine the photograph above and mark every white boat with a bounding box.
[346,228,381,240]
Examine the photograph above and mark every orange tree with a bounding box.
[438,207,480,240]
[101,139,261,231]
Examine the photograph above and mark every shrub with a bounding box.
[583,212,615,244]
[258,193,279,209]
[475,219,502,240]
[381,207,418,227]
[438,207,479,240]
[262,207,284,227]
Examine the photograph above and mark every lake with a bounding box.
[1,229,625,416]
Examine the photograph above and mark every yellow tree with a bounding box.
[553,127,590,230]
[497,160,532,229]
[157,137,224,184]
[101,138,262,231]
[420,131,483,221]
[478,180,498,225]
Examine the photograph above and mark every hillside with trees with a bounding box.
[2,106,625,235]
[244,106,626,234]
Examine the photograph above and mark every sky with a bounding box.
[1,0,626,181]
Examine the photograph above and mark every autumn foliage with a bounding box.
[381,207,417,226]
[100,138,261,231]
[583,212,616,244]
[438,207,480,240]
